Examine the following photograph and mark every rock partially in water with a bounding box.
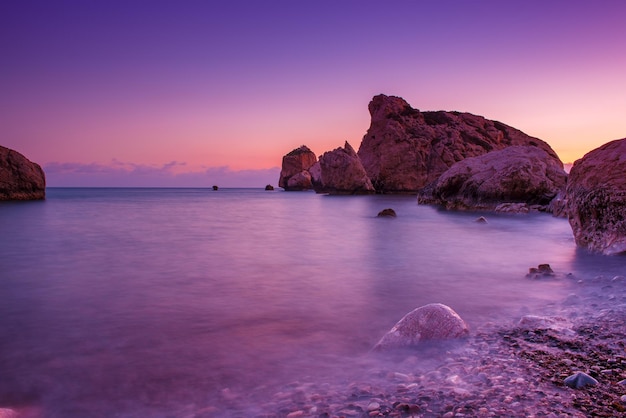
[566,138,626,255]
[475,216,488,224]
[265,184,274,191]
[315,142,374,194]
[377,208,397,218]
[358,95,560,193]
[278,145,318,191]
[373,303,469,351]
[418,146,566,212]
[564,371,598,389]
[526,264,555,279]
[0,145,46,200]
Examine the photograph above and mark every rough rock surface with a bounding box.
[373,303,469,351]
[314,142,374,194]
[0,146,45,201]
[278,145,317,191]
[357,94,561,193]
[566,138,626,255]
[417,146,567,211]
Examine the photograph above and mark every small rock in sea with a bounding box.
[527,263,555,278]
[564,371,598,389]
[265,184,274,191]
[212,185,219,191]
[475,216,488,223]
[377,208,397,218]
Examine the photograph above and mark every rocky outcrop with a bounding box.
[357,95,560,193]
[418,146,567,211]
[566,138,626,255]
[314,142,374,194]
[0,145,46,200]
[278,145,317,191]
[373,303,469,351]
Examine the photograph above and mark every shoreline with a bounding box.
[218,274,626,417]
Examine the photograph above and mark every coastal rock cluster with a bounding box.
[279,94,626,255]
[0,145,46,200]
[279,94,566,205]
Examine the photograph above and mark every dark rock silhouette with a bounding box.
[566,138,626,255]
[264,184,274,191]
[0,145,46,200]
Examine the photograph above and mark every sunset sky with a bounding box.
[2,0,625,187]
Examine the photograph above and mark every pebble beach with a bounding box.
[209,273,626,418]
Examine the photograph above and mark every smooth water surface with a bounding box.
[1,188,623,417]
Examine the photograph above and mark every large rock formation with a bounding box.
[314,142,374,194]
[0,145,46,200]
[418,146,567,211]
[278,145,317,191]
[357,94,561,193]
[566,138,626,255]
[373,303,469,351]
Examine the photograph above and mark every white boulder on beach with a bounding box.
[373,303,469,351]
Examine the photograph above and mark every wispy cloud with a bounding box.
[44,160,280,188]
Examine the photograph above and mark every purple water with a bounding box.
[1,188,624,417]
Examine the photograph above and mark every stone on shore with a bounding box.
[278,145,318,191]
[566,138,626,255]
[373,303,469,351]
[0,145,46,200]
[314,141,374,194]
[357,94,560,193]
[417,146,567,211]
[564,371,598,389]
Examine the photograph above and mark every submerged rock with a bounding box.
[0,145,46,200]
[526,264,555,278]
[566,138,626,255]
[357,94,560,193]
[564,371,598,389]
[373,303,469,351]
[377,208,397,218]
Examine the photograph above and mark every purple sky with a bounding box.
[2,0,625,187]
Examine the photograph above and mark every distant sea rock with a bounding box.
[278,145,317,191]
[566,138,626,255]
[418,146,567,212]
[373,303,469,351]
[357,94,561,193]
[314,141,374,194]
[0,145,46,201]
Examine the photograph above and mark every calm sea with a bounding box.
[1,188,624,417]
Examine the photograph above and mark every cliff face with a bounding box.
[0,146,46,200]
[357,94,561,193]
